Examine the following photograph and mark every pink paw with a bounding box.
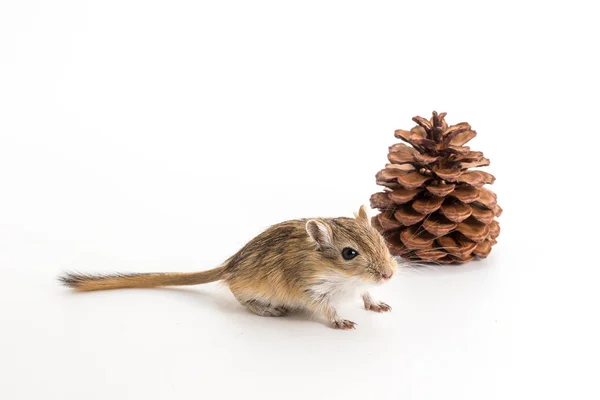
[366,302,392,313]
[332,319,357,330]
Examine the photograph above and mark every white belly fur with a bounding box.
[308,272,370,304]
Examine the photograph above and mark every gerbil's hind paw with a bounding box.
[332,319,357,330]
[366,302,392,313]
[242,299,290,317]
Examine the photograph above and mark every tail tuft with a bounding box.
[58,272,149,290]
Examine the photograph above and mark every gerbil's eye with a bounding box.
[341,247,359,260]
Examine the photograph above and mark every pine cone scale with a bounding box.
[422,214,458,235]
[426,183,455,196]
[396,172,432,190]
[450,186,480,203]
[440,202,473,222]
[388,188,422,204]
[411,196,444,214]
[394,206,426,225]
[450,130,477,146]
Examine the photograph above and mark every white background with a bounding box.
[1,1,598,399]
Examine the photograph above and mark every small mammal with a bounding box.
[59,206,397,330]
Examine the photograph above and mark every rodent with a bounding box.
[59,205,397,330]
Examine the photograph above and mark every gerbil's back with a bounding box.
[223,219,316,285]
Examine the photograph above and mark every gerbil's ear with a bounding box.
[305,220,334,250]
[354,205,371,226]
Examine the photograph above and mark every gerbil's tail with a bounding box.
[58,266,226,292]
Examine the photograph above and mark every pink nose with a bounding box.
[382,271,393,280]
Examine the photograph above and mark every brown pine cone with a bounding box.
[370,111,501,264]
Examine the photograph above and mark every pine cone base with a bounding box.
[371,111,501,264]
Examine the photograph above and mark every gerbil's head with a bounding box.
[305,205,397,284]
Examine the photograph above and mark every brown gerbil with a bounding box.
[59,205,397,330]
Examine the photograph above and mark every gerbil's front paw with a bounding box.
[365,302,392,313]
[332,319,357,330]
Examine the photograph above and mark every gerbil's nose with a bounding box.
[382,271,393,280]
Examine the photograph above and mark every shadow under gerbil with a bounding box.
[64,285,327,328]
[150,286,246,315]
[150,287,322,327]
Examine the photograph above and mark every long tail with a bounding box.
[58,266,226,292]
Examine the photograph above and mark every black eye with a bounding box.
[341,247,359,260]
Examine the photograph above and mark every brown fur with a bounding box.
[59,206,397,329]
[59,268,226,292]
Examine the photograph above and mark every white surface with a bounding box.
[1,1,598,399]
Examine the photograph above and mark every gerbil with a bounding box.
[59,205,397,330]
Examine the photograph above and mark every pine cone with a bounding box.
[370,111,501,264]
